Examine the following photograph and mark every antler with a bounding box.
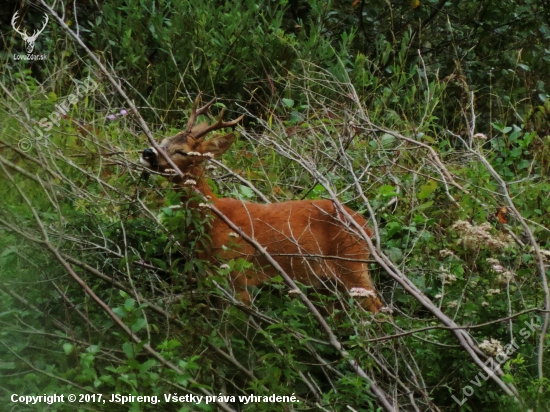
[183,93,244,141]
[183,93,217,136]
[191,109,244,141]
[11,11,26,37]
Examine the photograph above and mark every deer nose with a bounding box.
[143,147,157,158]
[140,147,158,167]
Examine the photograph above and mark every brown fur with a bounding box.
[142,124,383,313]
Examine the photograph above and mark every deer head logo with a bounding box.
[12,11,49,54]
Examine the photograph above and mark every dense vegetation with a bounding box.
[1,0,550,411]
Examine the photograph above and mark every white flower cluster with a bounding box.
[452,220,513,252]
[479,338,507,359]
[486,258,516,284]
[535,248,550,262]
[183,151,215,158]
[486,288,500,296]
[439,266,458,284]
[349,287,377,298]
[183,179,197,186]
[439,249,459,259]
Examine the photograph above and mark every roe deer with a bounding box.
[140,98,384,313]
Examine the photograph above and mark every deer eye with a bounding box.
[175,150,188,156]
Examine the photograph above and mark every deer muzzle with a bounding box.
[140,147,158,168]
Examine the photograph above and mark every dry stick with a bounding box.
[120,221,151,342]
[329,72,522,401]
[366,308,547,343]
[67,253,272,395]
[2,327,125,364]
[315,116,381,248]
[3,88,267,410]
[0,161,236,412]
[369,353,424,412]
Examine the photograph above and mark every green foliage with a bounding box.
[2,0,550,410]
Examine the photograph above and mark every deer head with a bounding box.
[12,11,49,54]
[140,96,244,179]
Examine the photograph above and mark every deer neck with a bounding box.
[171,165,217,254]
[175,165,218,206]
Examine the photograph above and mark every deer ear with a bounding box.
[200,133,236,156]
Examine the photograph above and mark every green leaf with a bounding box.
[122,342,135,359]
[0,362,15,370]
[0,248,15,257]
[282,98,294,108]
[124,298,136,311]
[418,179,437,199]
[377,185,398,197]
[385,222,402,237]
[385,246,403,263]
[238,185,254,200]
[305,184,327,199]
[87,345,100,354]
[139,359,156,375]
[63,343,74,355]
[131,318,147,333]
[161,207,173,216]
[492,122,512,134]
[414,201,434,211]
[112,306,126,319]
[380,133,395,147]
[510,147,522,158]
[270,275,284,283]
